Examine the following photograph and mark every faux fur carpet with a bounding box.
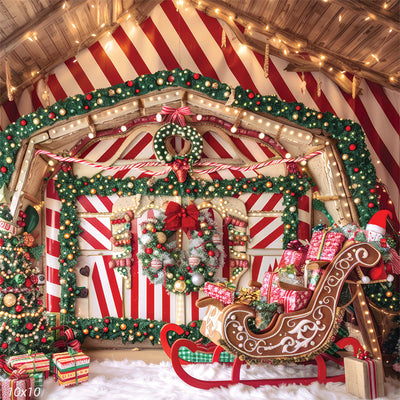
[40,359,400,400]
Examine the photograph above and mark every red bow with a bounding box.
[161,106,191,126]
[53,326,81,352]
[287,240,309,253]
[164,202,200,238]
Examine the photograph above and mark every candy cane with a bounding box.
[36,149,322,176]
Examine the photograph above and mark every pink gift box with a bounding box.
[203,282,235,305]
[261,272,311,313]
[1,375,35,400]
[278,250,307,274]
[306,231,345,262]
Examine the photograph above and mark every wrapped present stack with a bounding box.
[203,281,236,306]
[53,350,90,387]
[344,350,385,399]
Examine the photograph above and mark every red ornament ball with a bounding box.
[142,229,147,234]
[145,248,153,254]
[135,89,140,93]
[104,318,110,324]
[152,228,157,233]
[127,81,133,87]
[48,112,56,119]
[20,119,27,126]
[0,277,3,285]
[354,167,359,172]
[168,75,175,82]
[198,231,204,237]
[134,323,139,328]
[41,338,47,343]
[349,144,357,151]
[368,203,375,208]
[256,101,261,105]
[0,167,6,173]
[248,92,255,99]
[103,327,109,332]
[15,305,23,313]
[15,337,20,342]
[186,81,191,86]
[345,125,351,131]
[208,250,215,257]
[86,94,93,100]
[370,188,376,194]
[25,279,32,288]
[193,73,200,79]
[26,323,33,331]
[190,322,196,328]
[7,135,12,140]
[295,105,301,111]
[1,343,7,349]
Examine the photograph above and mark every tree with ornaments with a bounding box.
[0,205,53,355]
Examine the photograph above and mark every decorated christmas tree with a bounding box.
[0,205,53,355]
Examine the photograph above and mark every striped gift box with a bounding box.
[8,353,50,376]
[53,351,90,387]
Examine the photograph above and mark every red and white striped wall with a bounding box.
[1,1,398,227]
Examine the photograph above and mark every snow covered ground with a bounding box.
[39,358,400,400]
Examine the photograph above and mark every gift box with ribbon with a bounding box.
[344,352,385,399]
[7,352,50,378]
[53,349,90,387]
[1,370,35,400]
[278,240,308,274]
[203,282,235,306]
[261,272,312,313]
[28,372,44,389]
[53,326,82,352]
[306,230,346,262]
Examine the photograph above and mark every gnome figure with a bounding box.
[365,210,392,242]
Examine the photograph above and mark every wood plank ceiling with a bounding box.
[0,0,399,105]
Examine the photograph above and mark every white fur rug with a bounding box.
[40,359,400,400]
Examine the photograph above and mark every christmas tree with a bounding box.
[0,205,53,355]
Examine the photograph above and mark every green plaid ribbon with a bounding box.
[178,347,235,363]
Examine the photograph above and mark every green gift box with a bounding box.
[29,372,44,388]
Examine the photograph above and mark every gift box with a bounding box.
[203,282,235,306]
[1,372,35,400]
[344,356,385,399]
[29,372,44,388]
[306,231,345,262]
[261,272,311,313]
[53,351,90,387]
[278,240,308,274]
[8,353,50,377]
[308,268,324,291]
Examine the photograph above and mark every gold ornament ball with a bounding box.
[59,108,66,116]
[167,272,174,279]
[208,272,214,277]
[174,280,186,292]
[97,98,103,105]
[292,114,298,120]
[200,222,208,229]
[157,78,164,85]
[146,223,155,231]
[149,323,154,329]
[342,154,349,161]
[354,198,361,204]
[6,157,12,164]
[83,329,89,335]
[204,230,210,235]
[386,291,393,298]
[173,190,178,196]
[60,309,67,314]
[289,206,296,212]
[149,335,154,341]
[3,293,17,307]
[205,81,211,87]
[212,82,219,89]
[120,324,127,330]
[33,118,40,125]
[116,88,122,94]
[67,254,74,260]
[156,232,167,244]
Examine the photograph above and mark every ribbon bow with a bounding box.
[357,348,371,360]
[164,202,200,238]
[53,326,81,352]
[287,240,309,253]
[10,369,29,380]
[161,106,191,126]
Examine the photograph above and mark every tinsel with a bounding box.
[264,42,269,78]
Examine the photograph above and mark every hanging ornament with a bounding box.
[3,293,17,307]
[221,28,226,48]
[317,77,322,97]
[300,72,306,95]
[5,59,13,101]
[264,41,270,78]
[352,75,360,99]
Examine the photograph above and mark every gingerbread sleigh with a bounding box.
[162,241,382,389]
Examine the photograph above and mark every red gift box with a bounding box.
[261,272,311,313]
[203,282,235,305]
[278,250,307,274]
[306,231,346,262]
[1,371,35,400]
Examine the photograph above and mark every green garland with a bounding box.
[137,212,222,294]
[0,69,377,227]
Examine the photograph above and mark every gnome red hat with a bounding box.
[366,210,392,236]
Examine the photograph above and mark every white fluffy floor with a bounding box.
[40,359,400,400]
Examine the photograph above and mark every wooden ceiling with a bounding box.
[0,0,399,105]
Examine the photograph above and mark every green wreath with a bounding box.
[137,212,223,294]
[153,123,203,164]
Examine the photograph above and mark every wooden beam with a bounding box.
[190,0,399,91]
[0,0,88,58]
[329,0,400,32]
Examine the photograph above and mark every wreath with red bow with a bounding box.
[137,202,224,294]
